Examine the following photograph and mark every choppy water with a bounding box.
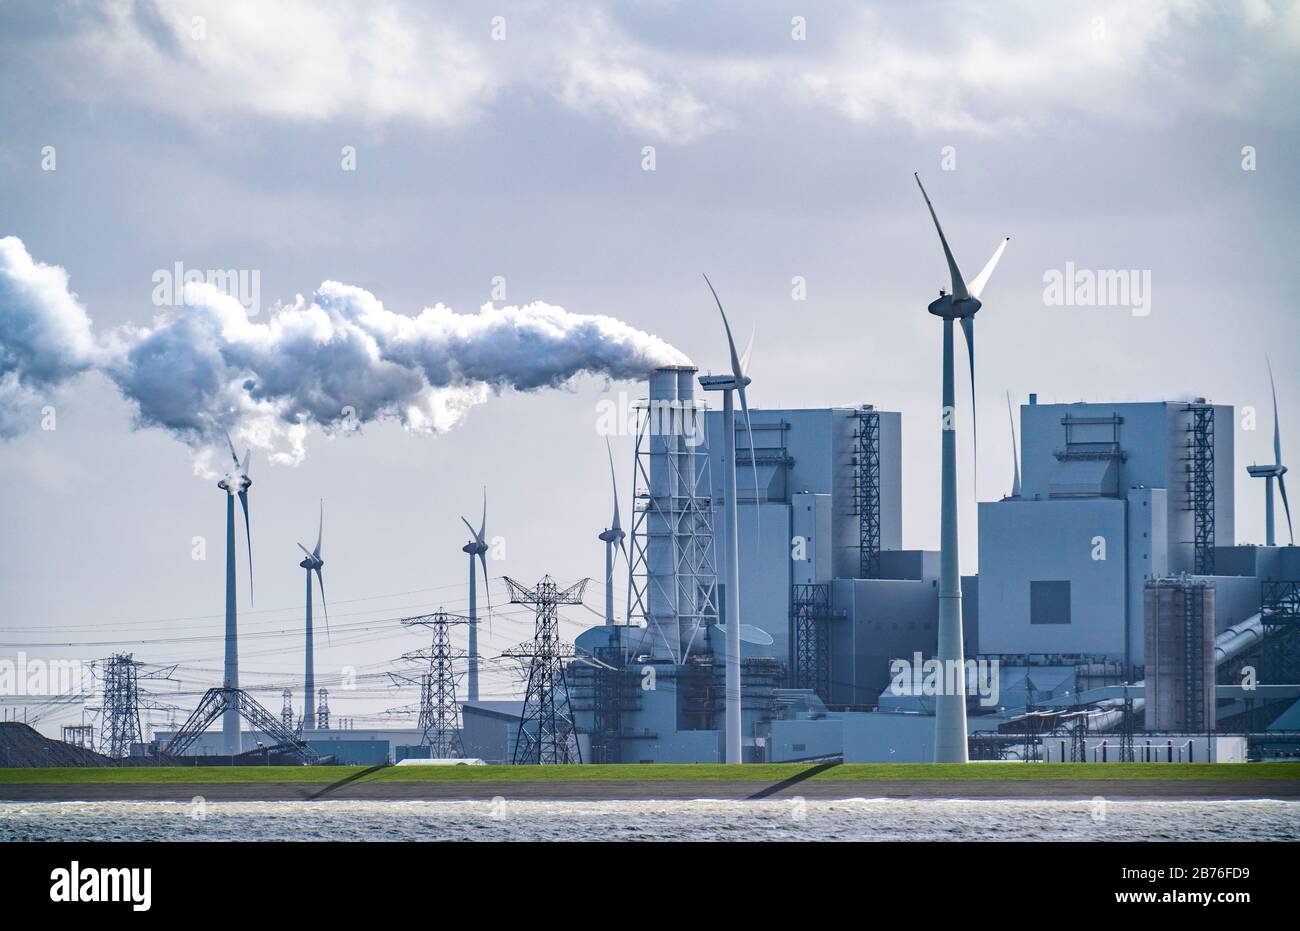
[3,798,1299,841]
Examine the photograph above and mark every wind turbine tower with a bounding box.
[461,489,491,702]
[699,274,759,765]
[1247,357,1293,546]
[217,435,254,756]
[915,173,1009,763]
[297,501,329,730]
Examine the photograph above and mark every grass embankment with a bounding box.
[1,762,1298,785]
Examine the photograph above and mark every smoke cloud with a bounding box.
[0,236,690,464]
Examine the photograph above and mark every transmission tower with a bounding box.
[1118,683,1136,763]
[502,576,587,764]
[96,654,175,759]
[397,611,470,758]
[280,689,294,732]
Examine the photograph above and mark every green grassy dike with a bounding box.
[2,762,1298,785]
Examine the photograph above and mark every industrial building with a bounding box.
[136,371,1300,767]
[561,371,1300,764]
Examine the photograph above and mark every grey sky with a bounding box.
[2,0,1297,735]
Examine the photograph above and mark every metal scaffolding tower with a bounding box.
[853,406,882,578]
[1184,580,1208,732]
[502,576,587,764]
[280,689,294,732]
[1262,580,1300,684]
[399,611,469,758]
[317,689,330,730]
[626,390,720,663]
[791,583,832,702]
[585,641,639,764]
[1184,402,1215,574]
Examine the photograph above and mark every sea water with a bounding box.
[2,798,1298,842]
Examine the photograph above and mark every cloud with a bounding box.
[17,0,1299,142]
[0,236,689,463]
[0,237,102,436]
[791,1,1300,133]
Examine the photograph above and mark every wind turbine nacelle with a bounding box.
[299,556,322,570]
[928,293,981,319]
[1248,464,1285,478]
[698,373,750,392]
[463,541,487,556]
[598,529,625,544]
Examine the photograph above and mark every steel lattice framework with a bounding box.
[161,687,319,762]
[503,576,586,764]
[1184,403,1216,575]
[626,396,720,663]
[1262,580,1300,684]
[854,407,882,579]
[96,654,175,759]
[587,642,637,764]
[280,688,294,732]
[1183,581,1208,732]
[399,611,469,758]
[100,654,142,758]
[791,583,832,702]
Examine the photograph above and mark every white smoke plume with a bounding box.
[0,236,690,465]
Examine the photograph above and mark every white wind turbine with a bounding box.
[296,501,330,730]
[915,173,1009,763]
[1247,357,1293,546]
[598,439,629,626]
[461,489,492,702]
[699,274,760,765]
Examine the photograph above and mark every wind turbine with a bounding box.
[461,489,491,703]
[598,440,629,626]
[1247,357,1293,546]
[699,273,760,765]
[297,501,330,730]
[217,433,254,756]
[1006,391,1022,498]
[915,173,1009,763]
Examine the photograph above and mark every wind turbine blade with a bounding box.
[969,237,1010,300]
[738,383,762,530]
[314,566,330,644]
[1268,355,1282,466]
[1279,473,1294,546]
[1006,391,1021,498]
[297,542,314,561]
[702,274,746,381]
[739,325,755,378]
[240,448,251,476]
[461,516,477,540]
[478,551,493,636]
[606,437,621,530]
[914,173,969,301]
[314,499,323,559]
[224,431,240,468]
[479,487,487,541]
[961,316,977,493]
[238,489,254,606]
